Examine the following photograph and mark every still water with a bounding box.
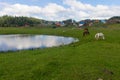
[0,34,78,52]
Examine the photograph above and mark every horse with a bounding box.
[95,32,105,40]
[83,28,90,36]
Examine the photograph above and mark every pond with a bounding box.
[0,34,78,52]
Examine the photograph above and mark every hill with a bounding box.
[0,15,120,27]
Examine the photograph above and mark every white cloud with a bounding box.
[0,0,120,21]
[40,3,66,20]
[63,0,120,20]
[0,3,42,17]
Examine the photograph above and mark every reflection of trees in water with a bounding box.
[0,35,78,52]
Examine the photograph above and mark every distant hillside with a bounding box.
[0,15,119,27]
[0,15,42,27]
[107,16,120,24]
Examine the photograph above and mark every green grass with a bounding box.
[0,24,120,80]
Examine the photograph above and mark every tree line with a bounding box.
[0,15,119,27]
[0,15,42,27]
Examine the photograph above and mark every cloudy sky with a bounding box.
[0,0,120,21]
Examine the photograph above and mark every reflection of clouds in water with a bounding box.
[0,35,78,52]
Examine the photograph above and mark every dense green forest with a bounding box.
[0,15,42,27]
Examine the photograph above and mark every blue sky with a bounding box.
[0,0,120,6]
[80,0,120,6]
[0,0,120,21]
[0,0,63,6]
[1,0,120,6]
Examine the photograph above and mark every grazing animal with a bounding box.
[83,28,90,36]
[95,32,105,40]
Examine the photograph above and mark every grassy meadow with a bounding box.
[0,24,120,80]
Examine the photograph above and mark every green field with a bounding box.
[0,24,120,80]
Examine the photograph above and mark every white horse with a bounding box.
[95,32,105,40]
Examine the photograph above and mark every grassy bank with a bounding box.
[0,24,120,80]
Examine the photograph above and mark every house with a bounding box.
[100,20,106,24]
[79,21,85,27]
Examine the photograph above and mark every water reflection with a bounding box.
[0,34,78,52]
